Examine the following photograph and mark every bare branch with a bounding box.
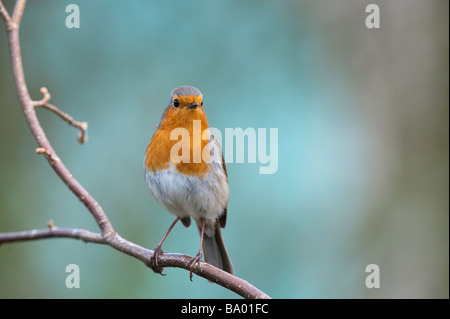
[0,227,270,299]
[0,0,271,299]
[3,1,113,236]
[11,0,25,24]
[0,228,105,244]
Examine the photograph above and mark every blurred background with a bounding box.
[0,0,448,298]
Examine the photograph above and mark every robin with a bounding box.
[144,86,234,279]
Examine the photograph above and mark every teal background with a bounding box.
[0,0,448,298]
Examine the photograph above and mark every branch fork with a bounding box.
[33,87,88,144]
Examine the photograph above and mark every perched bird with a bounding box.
[144,86,233,278]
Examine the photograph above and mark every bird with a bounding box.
[144,86,234,279]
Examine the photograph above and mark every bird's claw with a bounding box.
[150,246,166,276]
[186,251,203,281]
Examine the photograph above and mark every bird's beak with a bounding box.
[187,102,199,109]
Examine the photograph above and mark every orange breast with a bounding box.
[145,107,211,177]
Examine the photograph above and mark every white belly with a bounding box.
[144,163,229,236]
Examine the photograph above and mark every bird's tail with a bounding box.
[202,221,234,275]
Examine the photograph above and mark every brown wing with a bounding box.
[219,207,227,228]
[216,136,228,228]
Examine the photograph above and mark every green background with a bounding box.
[0,0,448,298]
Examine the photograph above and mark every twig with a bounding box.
[0,0,270,299]
[0,227,105,244]
[33,87,88,143]
[0,0,13,30]
[11,0,25,24]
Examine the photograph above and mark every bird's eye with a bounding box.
[173,99,180,108]
[201,101,203,106]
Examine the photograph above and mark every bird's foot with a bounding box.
[186,251,203,281]
[150,245,166,276]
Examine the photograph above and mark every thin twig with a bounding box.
[0,1,12,24]
[11,0,25,24]
[33,86,51,105]
[0,228,105,244]
[40,104,88,143]
[33,87,88,144]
